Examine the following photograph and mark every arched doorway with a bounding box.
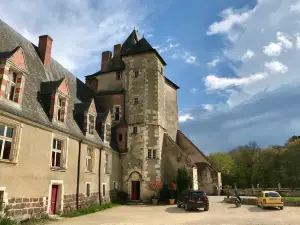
[128,171,142,201]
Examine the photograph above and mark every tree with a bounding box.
[176,168,192,193]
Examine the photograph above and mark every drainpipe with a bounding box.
[76,139,83,210]
[98,146,103,206]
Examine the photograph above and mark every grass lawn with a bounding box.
[62,203,120,218]
[283,197,300,202]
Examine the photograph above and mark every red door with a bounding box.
[131,181,137,200]
[50,185,58,215]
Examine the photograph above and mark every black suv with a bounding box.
[177,190,209,211]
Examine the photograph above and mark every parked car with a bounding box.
[177,190,209,211]
[257,191,284,210]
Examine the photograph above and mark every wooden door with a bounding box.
[50,185,58,215]
[131,181,137,200]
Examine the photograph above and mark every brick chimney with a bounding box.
[113,44,122,57]
[101,51,112,72]
[38,35,53,68]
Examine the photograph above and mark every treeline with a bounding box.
[208,136,300,189]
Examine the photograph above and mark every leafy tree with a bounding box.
[176,168,192,193]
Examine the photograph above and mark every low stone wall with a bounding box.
[223,197,300,206]
[222,188,300,197]
[5,196,48,218]
[63,192,99,213]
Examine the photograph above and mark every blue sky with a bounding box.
[2,0,300,154]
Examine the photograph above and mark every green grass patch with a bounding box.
[0,215,17,225]
[283,197,300,202]
[62,203,120,218]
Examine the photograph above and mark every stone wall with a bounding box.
[222,188,300,197]
[63,192,99,213]
[5,196,48,218]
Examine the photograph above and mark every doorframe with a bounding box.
[131,181,141,201]
[47,180,64,214]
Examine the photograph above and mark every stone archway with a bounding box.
[127,171,142,200]
[196,162,220,195]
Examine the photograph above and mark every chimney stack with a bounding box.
[101,51,112,72]
[113,44,122,57]
[38,35,53,68]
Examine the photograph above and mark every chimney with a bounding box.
[101,51,112,72]
[38,35,53,68]
[113,44,122,57]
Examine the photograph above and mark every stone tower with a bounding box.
[119,30,169,200]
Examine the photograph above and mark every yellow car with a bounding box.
[257,191,284,210]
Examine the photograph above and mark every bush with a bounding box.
[115,190,128,204]
[159,184,170,203]
[0,215,17,225]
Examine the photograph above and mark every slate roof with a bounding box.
[0,19,109,148]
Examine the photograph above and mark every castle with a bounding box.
[0,19,221,218]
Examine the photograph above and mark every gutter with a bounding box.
[98,146,103,206]
[76,139,84,210]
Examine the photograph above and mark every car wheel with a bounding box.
[204,206,209,211]
[177,203,181,208]
[280,206,284,210]
[185,204,189,211]
[261,203,265,210]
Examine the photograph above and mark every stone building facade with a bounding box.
[0,19,220,220]
[86,30,222,201]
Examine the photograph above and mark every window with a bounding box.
[0,190,3,211]
[51,139,63,168]
[56,97,64,122]
[134,71,139,78]
[160,67,163,74]
[133,126,137,134]
[0,124,13,160]
[86,183,91,197]
[105,123,111,143]
[134,97,139,105]
[102,184,106,197]
[147,149,157,159]
[113,182,118,190]
[104,153,109,174]
[118,133,123,142]
[88,114,95,135]
[86,148,94,172]
[112,106,120,121]
[116,71,122,80]
[4,72,17,101]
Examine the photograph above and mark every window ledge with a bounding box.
[104,173,111,176]
[0,97,22,109]
[0,159,17,165]
[50,167,66,172]
[85,171,95,174]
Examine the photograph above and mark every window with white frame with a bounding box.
[102,183,106,197]
[88,114,95,135]
[86,147,94,172]
[0,124,14,160]
[51,138,66,169]
[86,183,91,197]
[104,153,109,174]
[116,71,122,80]
[112,106,120,121]
[4,71,17,101]
[113,181,118,190]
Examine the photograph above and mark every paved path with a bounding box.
[50,200,300,225]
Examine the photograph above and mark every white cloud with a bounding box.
[171,53,178,59]
[264,61,288,74]
[290,1,300,13]
[263,42,282,56]
[204,73,267,90]
[207,7,256,41]
[295,33,300,49]
[179,114,194,123]
[166,37,173,42]
[276,32,293,49]
[190,88,198,93]
[207,58,221,67]
[0,0,154,74]
[146,34,154,38]
[242,50,255,61]
[182,51,196,64]
[169,43,180,48]
[202,104,214,112]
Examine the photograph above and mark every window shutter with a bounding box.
[92,149,96,172]
[11,125,21,163]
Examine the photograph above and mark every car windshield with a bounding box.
[265,192,280,197]
[190,192,205,198]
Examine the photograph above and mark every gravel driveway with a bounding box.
[52,199,300,225]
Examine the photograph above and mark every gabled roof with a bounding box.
[0,19,105,147]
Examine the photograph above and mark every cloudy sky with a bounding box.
[1,0,300,153]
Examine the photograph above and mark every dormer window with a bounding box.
[88,114,96,135]
[112,106,120,121]
[116,71,122,80]
[4,72,17,101]
[56,96,65,122]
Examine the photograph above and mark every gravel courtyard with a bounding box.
[51,197,300,225]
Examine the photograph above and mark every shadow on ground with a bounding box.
[248,206,280,212]
[165,206,205,214]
